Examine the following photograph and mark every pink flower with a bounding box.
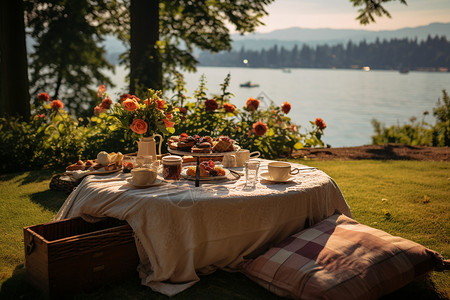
[97,85,106,97]
[34,114,46,119]
[94,105,106,115]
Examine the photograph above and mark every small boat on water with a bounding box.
[399,67,409,74]
[240,81,260,88]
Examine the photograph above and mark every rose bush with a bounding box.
[172,74,327,158]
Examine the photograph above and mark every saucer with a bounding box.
[126,178,164,188]
[260,172,296,183]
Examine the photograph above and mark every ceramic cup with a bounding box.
[268,161,300,181]
[131,167,157,186]
[235,149,260,167]
[222,154,236,168]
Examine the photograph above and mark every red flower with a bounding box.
[165,113,173,120]
[177,107,187,114]
[223,103,235,113]
[163,118,175,128]
[252,121,268,136]
[34,114,46,119]
[37,92,50,102]
[155,98,165,110]
[50,99,64,110]
[130,119,148,134]
[120,93,132,102]
[290,124,297,132]
[94,105,106,115]
[315,118,326,130]
[281,101,291,114]
[205,99,218,111]
[100,97,112,109]
[246,97,260,111]
[97,85,106,97]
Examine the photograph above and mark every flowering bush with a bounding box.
[172,74,327,159]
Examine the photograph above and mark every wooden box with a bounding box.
[24,217,139,296]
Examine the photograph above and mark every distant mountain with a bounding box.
[98,22,450,63]
[230,22,450,50]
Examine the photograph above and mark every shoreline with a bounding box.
[292,144,449,161]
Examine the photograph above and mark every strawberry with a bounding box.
[208,160,215,168]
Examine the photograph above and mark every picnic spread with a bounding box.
[54,158,351,296]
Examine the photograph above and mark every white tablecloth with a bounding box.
[55,159,351,296]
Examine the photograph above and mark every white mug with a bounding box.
[222,154,236,168]
[268,161,299,181]
[235,149,260,167]
[131,167,157,185]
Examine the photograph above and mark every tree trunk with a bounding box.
[0,0,30,118]
[130,0,161,95]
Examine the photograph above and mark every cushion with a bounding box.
[241,212,447,300]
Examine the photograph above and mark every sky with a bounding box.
[250,0,450,33]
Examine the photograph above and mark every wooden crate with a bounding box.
[24,217,139,297]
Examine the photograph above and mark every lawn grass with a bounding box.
[0,160,449,299]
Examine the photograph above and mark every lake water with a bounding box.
[107,66,450,147]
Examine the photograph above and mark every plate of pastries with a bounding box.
[168,134,239,155]
[65,151,123,173]
[182,160,229,180]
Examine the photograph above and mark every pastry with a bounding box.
[212,139,234,152]
[178,136,196,151]
[66,163,85,171]
[185,161,225,177]
[191,142,211,153]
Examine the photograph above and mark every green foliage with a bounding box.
[25,0,118,117]
[350,0,407,25]
[371,90,450,146]
[0,99,135,173]
[432,90,450,146]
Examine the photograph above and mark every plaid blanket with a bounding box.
[242,212,447,300]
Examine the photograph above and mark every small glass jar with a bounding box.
[162,155,182,180]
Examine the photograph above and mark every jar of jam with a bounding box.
[162,155,182,180]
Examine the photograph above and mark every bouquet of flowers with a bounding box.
[108,88,179,138]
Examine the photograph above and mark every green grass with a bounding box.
[0,161,449,299]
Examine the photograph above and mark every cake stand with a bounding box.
[168,146,241,187]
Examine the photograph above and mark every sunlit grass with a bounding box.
[0,161,449,299]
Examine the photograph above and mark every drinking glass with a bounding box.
[245,159,260,188]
